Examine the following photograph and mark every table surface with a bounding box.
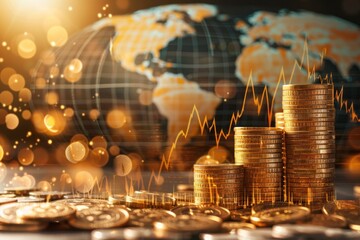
[0,169,358,240]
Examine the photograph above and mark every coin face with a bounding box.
[0,202,48,231]
[56,198,112,211]
[128,208,175,227]
[170,205,230,220]
[230,207,252,221]
[16,202,76,222]
[154,214,222,233]
[29,191,70,201]
[250,206,311,227]
[69,206,129,230]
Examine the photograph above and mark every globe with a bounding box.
[31,4,360,171]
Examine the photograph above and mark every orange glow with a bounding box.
[0,91,14,106]
[114,154,132,176]
[0,145,4,161]
[8,74,25,92]
[37,180,52,191]
[0,162,6,183]
[348,154,360,174]
[47,26,68,47]
[18,88,32,102]
[74,170,95,193]
[0,67,16,85]
[5,113,19,130]
[17,38,37,59]
[65,141,88,163]
[106,109,127,129]
[17,148,34,166]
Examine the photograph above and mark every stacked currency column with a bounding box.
[282,84,335,209]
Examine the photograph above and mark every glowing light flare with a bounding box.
[68,58,83,73]
[74,171,95,193]
[348,126,360,150]
[17,38,37,59]
[208,146,230,163]
[89,147,109,167]
[8,74,25,92]
[0,91,14,106]
[5,113,19,130]
[0,162,7,183]
[35,77,47,89]
[40,50,56,66]
[65,141,88,163]
[17,148,34,166]
[347,154,360,174]
[214,79,237,99]
[114,154,132,176]
[45,91,59,105]
[47,26,68,47]
[0,67,16,85]
[64,108,74,118]
[21,110,32,120]
[11,174,35,188]
[63,64,82,83]
[89,109,100,120]
[90,136,107,149]
[0,145,3,161]
[109,145,120,156]
[37,180,52,191]
[43,111,66,135]
[18,88,32,102]
[106,109,127,129]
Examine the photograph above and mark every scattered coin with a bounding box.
[69,206,129,230]
[128,208,175,227]
[250,206,311,227]
[171,204,230,220]
[16,202,76,222]
[29,191,70,201]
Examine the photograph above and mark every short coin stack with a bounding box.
[282,84,335,207]
[234,127,283,205]
[193,164,244,210]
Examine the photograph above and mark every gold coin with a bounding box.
[55,198,112,211]
[128,208,175,227]
[69,206,129,229]
[230,208,252,221]
[239,158,283,164]
[235,148,283,154]
[108,194,126,205]
[0,202,48,232]
[235,152,282,159]
[4,187,38,196]
[282,94,333,100]
[154,214,222,233]
[16,197,44,203]
[234,143,283,149]
[251,201,293,214]
[29,191,70,201]
[0,198,17,205]
[16,202,75,222]
[282,84,333,90]
[234,127,283,134]
[250,206,311,227]
[170,204,230,220]
[234,138,283,144]
[283,108,334,113]
[222,222,256,233]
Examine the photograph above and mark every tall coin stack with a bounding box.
[282,84,335,207]
[234,127,283,205]
[275,112,287,201]
[193,164,244,210]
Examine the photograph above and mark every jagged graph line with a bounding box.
[146,41,359,189]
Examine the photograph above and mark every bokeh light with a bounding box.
[17,38,37,59]
[0,67,16,85]
[0,91,14,106]
[0,145,4,161]
[8,74,25,92]
[348,126,360,150]
[114,154,132,176]
[89,147,109,167]
[21,110,32,120]
[109,145,120,156]
[17,148,34,166]
[0,162,6,183]
[74,170,95,193]
[195,155,219,164]
[138,89,153,106]
[5,113,19,130]
[45,91,59,105]
[90,135,107,149]
[18,88,32,102]
[65,141,88,163]
[207,146,230,163]
[47,26,68,47]
[214,79,237,99]
[106,109,127,129]
[37,180,52,191]
[348,154,360,174]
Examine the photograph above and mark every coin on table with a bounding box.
[154,215,222,234]
[16,196,45,203]
[230,207,252,222]
[69,206,129,230]
[16,202,75,222]
[304,214,347,228]
[29,191,70,201]
[171,204,230,220]
[55,198,113,211]
[4,187,38,196]
[251,202,293,214]
[128,208,176,227]
[0,198,17,205]
[250,206,311,227]
[0,202,48,231]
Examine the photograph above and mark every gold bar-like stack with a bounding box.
[234,127,283,205]
[275,112,287,201]
[193,164,244,210]
[282,84,335,207]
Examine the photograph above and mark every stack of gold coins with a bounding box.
[193,164,244,210]
[275,112,287,202]
[282,84,335,207]
[234,127,283,205]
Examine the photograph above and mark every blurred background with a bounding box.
[0,0,359,193]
